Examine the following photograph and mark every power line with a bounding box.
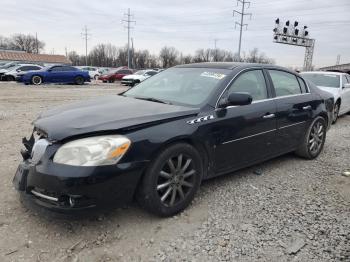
[233,0,252,59]
[122,8,136,68]
[81,25,91,66]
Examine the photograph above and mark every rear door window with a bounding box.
[268,70,302,97]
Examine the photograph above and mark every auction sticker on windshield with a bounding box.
[200,72,226,80]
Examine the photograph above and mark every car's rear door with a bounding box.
[213,69,278,173]
[267,69,314,152]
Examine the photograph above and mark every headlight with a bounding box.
[53,135,131,166]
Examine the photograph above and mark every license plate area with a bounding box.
[13,162,30,191]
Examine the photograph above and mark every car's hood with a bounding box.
[0,69,9,73]
[34,95,199,141]
[316,86,340,98]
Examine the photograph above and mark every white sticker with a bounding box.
[200,72,226,80]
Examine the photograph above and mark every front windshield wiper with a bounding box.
[134,96,172,105]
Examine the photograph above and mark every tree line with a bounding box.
[68,44,275,69]
[0,34,45,53]
[0,34,275,68]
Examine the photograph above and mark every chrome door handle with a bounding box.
[263,113,275,119]
[303,105,312,110]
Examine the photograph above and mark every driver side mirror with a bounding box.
[16,69,21,72]
[218,92,253,108]
[344,83,350,89]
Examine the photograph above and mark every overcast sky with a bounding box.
[1,0,349,68]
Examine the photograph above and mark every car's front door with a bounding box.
[48,66,64,82]
[267,70,314,152]
[213,69,278,173]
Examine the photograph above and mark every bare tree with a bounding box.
[159,46,179,68]
[8,34,45,53]
[242,48,275,64]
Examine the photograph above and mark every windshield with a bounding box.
[301,73,340,88]
[124,67,229,106]
[1,64,17,70]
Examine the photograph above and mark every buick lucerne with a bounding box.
[13,63,334,217]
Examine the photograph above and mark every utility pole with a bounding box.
[336,54,341,65]
[81,25,91,66]
[122,8,136,68]
[233,0,252,60]
[131,37,134,68]
[214,39,219,61]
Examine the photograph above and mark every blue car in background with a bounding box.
[22,65,90,85]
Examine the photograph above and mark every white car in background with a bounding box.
[1,64,43,81]
[301,71,350,123]
[121,70,158,86]
[79,66,101,80]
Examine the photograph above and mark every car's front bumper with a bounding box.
[121,79,134,85]
[13,156,147,213]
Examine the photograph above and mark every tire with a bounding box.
[137,143,203,217]
[295,116,327,159]
[332,102,340,124]
[74,76,84,85]
[108,79,115,83]
[6,75,15,81]
[31,75,42,85]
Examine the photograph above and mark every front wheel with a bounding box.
[74,76,84,85]
[31,75,42,85]
[332,102,340,124]
[295,116,327,159]
[137,143,203,217]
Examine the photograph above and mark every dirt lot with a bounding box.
[0,82,349,262]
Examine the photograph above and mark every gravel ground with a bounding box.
[0,82,349,262]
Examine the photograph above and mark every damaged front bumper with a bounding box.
[13,133,147,212]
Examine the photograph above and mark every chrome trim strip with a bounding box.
[31,190,58,202]
[222,129,276,144]
[279,121,306,129]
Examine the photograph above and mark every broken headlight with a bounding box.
[53,135,131,166]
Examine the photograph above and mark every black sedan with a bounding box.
[13,62,334,217]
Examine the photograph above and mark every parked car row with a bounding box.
[0,61,161,86]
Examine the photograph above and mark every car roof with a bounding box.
[301,71,344,76]
[175,62,291,72]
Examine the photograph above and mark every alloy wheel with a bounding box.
[308,120,325,155]
[157,154,196,207]
[333,103,339,123]
[32,76,42,85]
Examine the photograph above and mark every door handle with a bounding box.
[263,113,275,119]
[302,105,312,110]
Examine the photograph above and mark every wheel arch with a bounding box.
[133,136,210,200]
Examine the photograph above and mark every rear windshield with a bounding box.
[301,73,340,88]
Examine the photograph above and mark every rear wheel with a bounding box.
[31,75,42,85]
[332,102,340,124]
[108,79,115,83]
[6,75,15,81]
[137,143,203,217]
[74,76,84,85]
[295,116,326,159]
